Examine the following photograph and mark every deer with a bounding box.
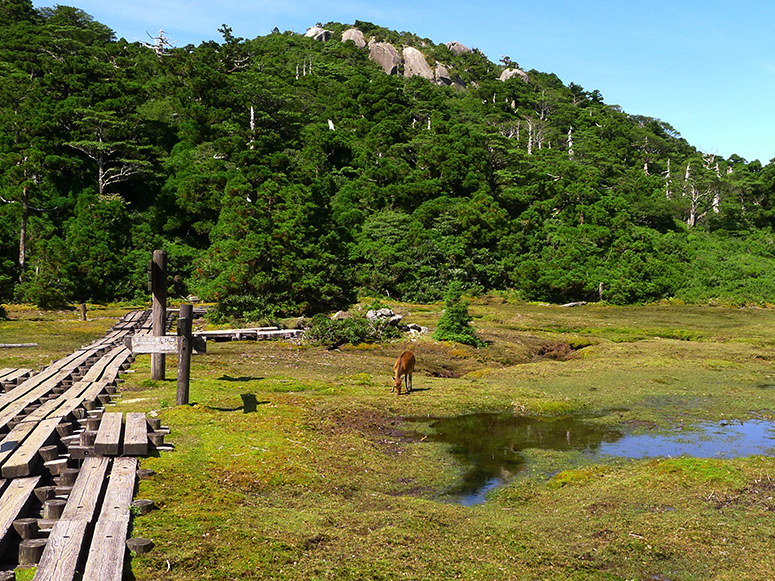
[392,351,415,395]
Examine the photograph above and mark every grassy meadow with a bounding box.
[3,300,775,580]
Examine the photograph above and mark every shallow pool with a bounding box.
[407,413,775,505]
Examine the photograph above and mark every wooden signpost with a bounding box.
[150,250,167,381]
[125,250,205,406]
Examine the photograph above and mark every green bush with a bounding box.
[433,282,486,348]
[305,313,400,348]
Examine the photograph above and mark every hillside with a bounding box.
[2,2,775,316]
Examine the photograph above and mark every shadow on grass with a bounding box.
[202,393,269,413]
[217,375,264,382]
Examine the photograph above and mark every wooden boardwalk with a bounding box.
[0,310,171,580]
[194,326,302,342]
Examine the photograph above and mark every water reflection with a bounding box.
[407,414,775,505]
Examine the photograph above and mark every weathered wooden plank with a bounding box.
[81,345,130,383]
[123,413,148,456]
[1,417,62,478]
[33,519,89,581]
[94,412,123,456]
[81,457,137,581]
[0,368,32,383]
[0,421,38,467]
[0,476,40,559]
[79,381,110,411]
[60,457,110,522]
[81,519,129,581]
[99,456,137,521]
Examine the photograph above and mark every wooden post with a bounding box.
[151,250,167,380]
[176,303,193,406]
[80,303,87,321]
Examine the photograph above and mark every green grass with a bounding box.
[5,300,775,580]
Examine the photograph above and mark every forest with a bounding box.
[2,0,775,318]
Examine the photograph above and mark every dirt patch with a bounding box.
[531,341,577,361]
[711,478,775,512]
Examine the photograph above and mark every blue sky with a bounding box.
[37,0,775,163]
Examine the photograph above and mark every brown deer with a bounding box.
[392,351,415,395]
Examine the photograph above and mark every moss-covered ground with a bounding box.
[4,300,775,580]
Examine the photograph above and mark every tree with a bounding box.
[433,282,486,347]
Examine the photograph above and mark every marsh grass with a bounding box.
[7,301,775,579]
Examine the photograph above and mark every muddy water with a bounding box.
[408,413,775,505]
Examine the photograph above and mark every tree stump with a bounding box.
[19,538,48,564]
[34,486,56,503]
[126,538,154,555]
[131,499,155,515]
[80,430,98,447]
[39,445,59,462]
[42,499,66,520]
[13,518,38,540]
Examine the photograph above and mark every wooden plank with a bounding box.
[81,457,137,581]
[0,421,38,467]
[33,519,89,581]
[0,368,32,383]
[79,381,110,411]
[81,345,129,383]
[0,476,40,559]
[94,413,123,456]
[1,417,62,478]
[81,519,129,581]
[21,380,94,423]
[99,456,137,521]
[60,457,110,522]
[123,413,148,456]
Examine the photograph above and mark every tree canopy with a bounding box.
[2,3,775,313]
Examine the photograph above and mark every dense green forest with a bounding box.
[2,1,775,317]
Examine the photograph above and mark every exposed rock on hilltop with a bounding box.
[446,41,471,55]
[368,40,402,75]
[342,28,366,48]
[305,25,332,41]
[403,46,434,80]
[304,24,466,85]
[499,68,529,82]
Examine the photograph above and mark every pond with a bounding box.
[407,413,775,506]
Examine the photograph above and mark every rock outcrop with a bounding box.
[435,62,452,85]
[446,41,471,55]
[368,41,402,75]
[342,28,366,48]
[403,46,434,80]
[305,25,332,41]
[499,68,529,83]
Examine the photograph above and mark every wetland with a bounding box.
[4,300,775,580]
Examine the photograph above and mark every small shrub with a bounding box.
[433,282,486,348]
[305,313,400,348]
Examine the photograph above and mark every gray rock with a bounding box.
[403,46,433,80]
[499,68,529,83]
[435,62,452,85]
[331,310,351,320]
[369,41,401,75]
[446,41,471,55]
[366,308,395,321]
[342,28,366,48]
[305,26,332,42]
[388,314,404,326]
